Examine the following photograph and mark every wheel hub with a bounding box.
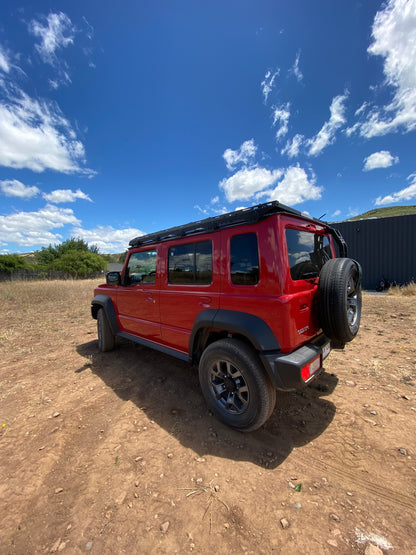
[223,375,236,393]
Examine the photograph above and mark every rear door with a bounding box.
[281,216,333,349]
[159,236,220,353]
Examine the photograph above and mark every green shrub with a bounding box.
[0,254,28,273]
[51,251,106,277]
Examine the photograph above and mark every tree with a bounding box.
[35,237,106,277]
[37,237,99,267]
[0,254,28,273]
[36,245,58,267]
[51,251,106,277]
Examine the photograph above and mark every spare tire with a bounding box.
[319,258,362,344]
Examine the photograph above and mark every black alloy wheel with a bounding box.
[199,338,276,432]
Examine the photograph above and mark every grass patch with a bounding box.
[0,279,103,360]
[387,281,416,296]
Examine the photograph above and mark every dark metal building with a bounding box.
[332,214,416,290]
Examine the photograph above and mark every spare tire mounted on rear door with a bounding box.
[319,258,362,347]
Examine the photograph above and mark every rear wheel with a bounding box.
[198,339,276,432]
[97,309,115,352]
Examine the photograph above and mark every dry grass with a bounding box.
[387,281,416,296]
[0,278,102,306]
[0,278,103,360]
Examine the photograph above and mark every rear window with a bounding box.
[230,233,259,285]
[286,229,331,280]
[168,240,212,284]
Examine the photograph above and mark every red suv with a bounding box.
[91,202,361,431]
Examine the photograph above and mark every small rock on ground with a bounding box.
[280,518,289,529]
[365,544,383,555]
[160,521,170,534]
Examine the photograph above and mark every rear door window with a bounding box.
[286,229,331,280]
[168,240,212,284]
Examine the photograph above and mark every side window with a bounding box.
[168,240,212,284]
[125,250,157,285]
[230,233,259,285]
[286,229,331,280]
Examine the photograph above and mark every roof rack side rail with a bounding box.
[129,201,315,248]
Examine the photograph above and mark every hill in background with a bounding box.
[344,205,416,221]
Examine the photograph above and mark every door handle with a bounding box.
[199,296,212,307]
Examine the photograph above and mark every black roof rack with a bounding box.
[129,201,325,248]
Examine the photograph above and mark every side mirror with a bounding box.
[106,271,121,285]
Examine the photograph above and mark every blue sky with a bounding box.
[0,0,415,253]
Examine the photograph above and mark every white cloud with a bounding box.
[353,0,416,137]
[281,133,304,158]
[29,12,74,65]
[219,165,321,206]
[194,204,208,216]
[331,209,341,218]
[307,91,349,156]
[291,51,303,82]
[355,102,369,117]
[0,90,93,174]
[272,103,290,140]
[42,188,92,203]
[347,207,360,218]
[223,139,257,171]
[0,179,40,199]
[261,69,279,103]
[375,173,416,205]
[0,46,11,73]
[262,166,322,205]
[220,167,284,202]
[0,204,80,247]
[0,204,138,252]
[29,12,75,89]
[363,150,399,171]
[72,225,145,253]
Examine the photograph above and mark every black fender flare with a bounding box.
[189,309,281,361]
[91,295,120,335]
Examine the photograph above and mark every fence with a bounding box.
[0,269,105,282]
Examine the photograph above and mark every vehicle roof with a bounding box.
[129,201,326,248]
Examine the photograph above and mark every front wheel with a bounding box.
[198,339,276,432]
[97,309,115,352]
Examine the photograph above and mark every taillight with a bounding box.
[301,355,321,381]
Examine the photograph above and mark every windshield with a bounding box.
[286,229,332,280]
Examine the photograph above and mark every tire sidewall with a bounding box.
[97,309,115,352]
[319,258,362,343]
[199,339,275,431]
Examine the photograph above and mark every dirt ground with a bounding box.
[0,280,415,554]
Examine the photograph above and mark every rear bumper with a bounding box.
[260,334,331,391]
